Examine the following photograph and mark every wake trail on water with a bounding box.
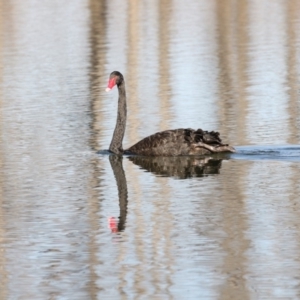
[232,145,300,162]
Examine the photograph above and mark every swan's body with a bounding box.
[106,71,235,156]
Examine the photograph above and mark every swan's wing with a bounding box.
[126,129,188,156]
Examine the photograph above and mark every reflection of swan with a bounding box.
[109,155,128,232]
[128,156,223,179]
[106,71,235,156]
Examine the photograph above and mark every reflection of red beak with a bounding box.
[108,217,118,233]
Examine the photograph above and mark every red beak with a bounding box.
[106,77,116,92]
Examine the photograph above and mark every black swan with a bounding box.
[106,71,235,156]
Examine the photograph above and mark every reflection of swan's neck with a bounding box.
[109,81,127,155]
[109,155,128,232]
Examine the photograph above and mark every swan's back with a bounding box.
[125,128,233,156]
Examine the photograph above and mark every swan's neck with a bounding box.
[109,81,127,155]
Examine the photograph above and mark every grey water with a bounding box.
[1,0,300,299]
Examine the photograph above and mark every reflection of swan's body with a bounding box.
[109,155,128,232]
[106,71,235,156]
[129,155,223,179]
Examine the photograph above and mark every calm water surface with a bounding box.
[1,0,300,299]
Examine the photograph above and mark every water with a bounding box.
[1,0,300,299]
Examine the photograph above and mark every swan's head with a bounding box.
[105,71,124,92]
